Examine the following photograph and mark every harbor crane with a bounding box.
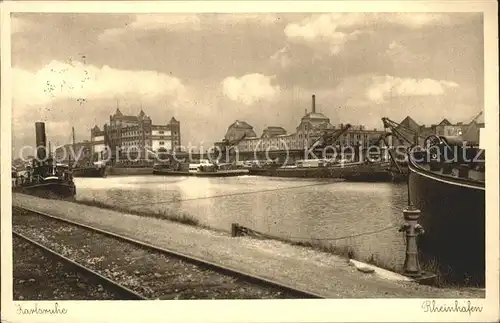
[309,123,352,150]
[218,133,247,162]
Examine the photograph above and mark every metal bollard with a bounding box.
[399,204,425,277]
[231,223,240,237]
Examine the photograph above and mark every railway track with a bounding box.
[12,205,325,300]
[13,231,147,300]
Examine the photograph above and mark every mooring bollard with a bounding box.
[399,203,425,277]
[231,223,240,237]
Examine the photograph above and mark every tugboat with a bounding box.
[407,134,485,285]
[12,122,76,200]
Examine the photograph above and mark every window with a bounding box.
[159,131,164,134]
[159,141,165,145]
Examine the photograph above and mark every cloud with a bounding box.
[366,75,459,103]
[214,13,280,25]
[99,14,201,41]
[282,13,454,56]
[13,60,187,107]
[98,13,281,41]
[221,73,280,105]
[270,46,293,68]
[284,14,365,55]
[383,13,452,29]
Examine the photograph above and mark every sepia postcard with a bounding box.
[1,1,499,322]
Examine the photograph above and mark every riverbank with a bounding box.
[12,193,484,298]
[75,198,396,274]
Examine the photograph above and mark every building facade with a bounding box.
[394,114,484,147]
[90,108,181,159]
[223,95,385,156]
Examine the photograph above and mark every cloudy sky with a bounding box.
[11,12,483,153]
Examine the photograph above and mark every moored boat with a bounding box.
[407,134,485,285]
[69,127,109,178]
[12,122,76,200]
[153,159,249,177]
[72,161,109,178]
[248,158,391,180]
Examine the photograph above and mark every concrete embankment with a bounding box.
[12,193,485,298]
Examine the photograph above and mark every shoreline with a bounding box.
[56,196,481,290]
[12,193,485,297]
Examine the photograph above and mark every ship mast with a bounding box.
[69,126,76,168]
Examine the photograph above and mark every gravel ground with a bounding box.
[13,211,302,299]
[13,194,486,298]
[12,236,121,300]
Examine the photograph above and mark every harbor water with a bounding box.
[74,175,409,271]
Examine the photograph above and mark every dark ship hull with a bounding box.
[13,178,76,200]
[12,122,77,201]
[72,166,108,178]
[248,162,391,181]
[408,139,485,285]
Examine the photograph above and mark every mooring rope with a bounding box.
[237,223,400,242]
[123,180,340,208]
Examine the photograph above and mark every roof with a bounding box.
[438,118,452,126]
[264,126,287,131]
[399,116,420,131]
[228,120,254,130]
[302,112,330,120]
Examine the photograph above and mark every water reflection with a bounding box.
[74,175,408,270]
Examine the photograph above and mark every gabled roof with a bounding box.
[399,116,420,131]
[438,118,452,126]
[114,108,123,116]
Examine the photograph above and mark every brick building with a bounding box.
[222,95,385,154]
[91,108,181,159]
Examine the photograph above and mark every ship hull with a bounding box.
[248,163,391,181]
[13,180,76,200]
[408,167,485,285]
[152,169,249,177]
[72,166,108,178]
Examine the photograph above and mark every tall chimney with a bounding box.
[35,122,47,162]
[312,94,316,113]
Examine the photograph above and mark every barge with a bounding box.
[72,161,109,178]
[153,159,249,177]
[12,122,76,200]
[407,134,485,285]
[248,159,391,180]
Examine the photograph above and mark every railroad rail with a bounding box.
[12,205,325,299]
[12,230,147,300]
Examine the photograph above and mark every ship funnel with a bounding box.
[312,94,316,113]
[35,122,47,161]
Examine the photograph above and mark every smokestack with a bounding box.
[35,122,47,162]
[312,94,316,113]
